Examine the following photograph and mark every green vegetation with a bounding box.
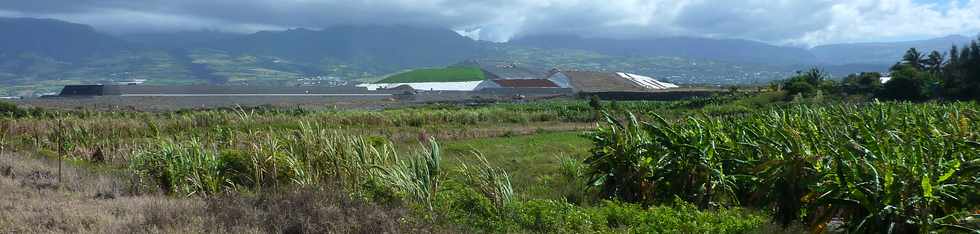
[789,36,980,102]
[587,103,979,232]
[378,67,486,83]
[2,97,978,233]
[442,132,590,199]
[0,101,18,116]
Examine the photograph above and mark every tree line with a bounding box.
[781,36,980,101]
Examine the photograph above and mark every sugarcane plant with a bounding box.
[584,102,979,232]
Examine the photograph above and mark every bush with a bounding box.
[436,183,768,233]
[0,101,19,116]
[591,199,767,233]
[879,75,928,101]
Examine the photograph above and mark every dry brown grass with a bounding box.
[0,151,442,233]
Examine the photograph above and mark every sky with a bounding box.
[0,0,978,47]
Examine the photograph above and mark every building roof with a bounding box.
[490,79,559,88]
[555,71,679,92]
[616,73,679,89]
[558,71,648,92]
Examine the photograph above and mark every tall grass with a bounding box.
[0,118,9,156]
[457,152,515,210]
[4,99,977,232]
[586,102,979,232]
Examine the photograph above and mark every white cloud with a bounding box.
[792,0,980,46]
[0,0,977,45]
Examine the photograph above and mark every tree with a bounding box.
[901,37,980,100]
[948,45,959,67]
[783,79,815,97]
[923,51,944,74]
[781,68,829,98]
[588,95,602,111]
[879,66,929,101]
[941,38,980,100]
[800,68,827,85]
[902,48,925,70]
[841,72,882,95]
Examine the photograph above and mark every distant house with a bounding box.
[880,76,893,84]
[547,69,679,93]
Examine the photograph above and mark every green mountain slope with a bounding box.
[378,67,485,83]
[0,17,917,96]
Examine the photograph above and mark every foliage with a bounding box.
[585,112,739,207]
[941,39,980,100]
[840,72,883,95]
[456,152,515,210]
[878,66,932,101]
[781,68,834,98]
[0,101,20,117]
[374,138,444,212]
[843,37,980,101]
[584,103,980,232]
[0,118,9,156]
[6,99,979,233]
[439,186,768,233]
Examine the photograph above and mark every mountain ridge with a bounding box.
[509,34,819,66]
[0,17,974,95]
[0,17,130,62]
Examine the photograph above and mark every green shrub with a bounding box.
[510,199,602,233]
[0,101,19,116]
[585,103,980,232]
[591,199,766,233]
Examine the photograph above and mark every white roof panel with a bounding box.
[617,72,678,90]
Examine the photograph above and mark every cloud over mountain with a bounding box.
[1,0,977,46]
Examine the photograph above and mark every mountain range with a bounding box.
[811,35,974,65]
[0,17,975,96]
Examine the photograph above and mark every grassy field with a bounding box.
[0,95,977,233]
[378,67,486,83]
[441,132,591,199]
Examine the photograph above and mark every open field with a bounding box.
[1,95,977,233]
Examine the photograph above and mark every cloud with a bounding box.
[0,0,977,46]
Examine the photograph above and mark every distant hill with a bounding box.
[0,17,958,95]
[204,26,492,70]
[0,17,128,62]
[510,35,818,65]
[121,30,243,49]
[812,35,975,65]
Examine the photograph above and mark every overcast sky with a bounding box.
[1,0,978,47]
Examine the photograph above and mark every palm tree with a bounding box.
[923,51,945,74]
[902,48,926,70]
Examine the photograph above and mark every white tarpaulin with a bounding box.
[617,72,679,90]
